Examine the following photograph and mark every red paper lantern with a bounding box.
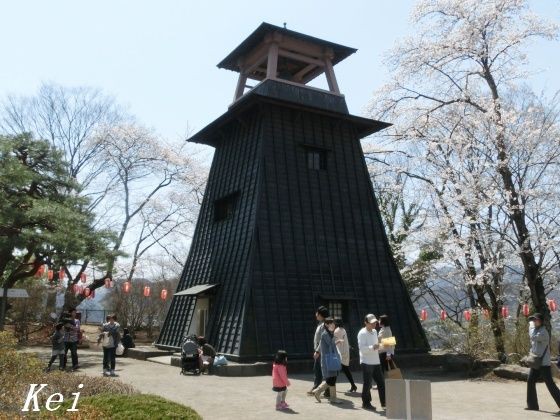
[90,290,95,299]
[160,289,168,300]
[143,286,151,297]
[80,273,87,283]
[420,309,428,321]
[123,282,131,293]
[58,268,65,280]
[104,278,112,288]
[84,287,91,297]
[501,306,509,318]
[440,310,447,321]
[47,270,54,281]
[72,284,79,294]
[548,299,557,312]
[522,303,530,317]
[464,310,472,322]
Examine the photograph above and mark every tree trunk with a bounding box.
[63,287,80,311]
[490,311,506,361]
[0,285,8,331]
[483,66,551,332]
[45,288,58,318]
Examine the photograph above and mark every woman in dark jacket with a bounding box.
[97,314,121,377]
[526,313,560,412]
[311,318,342,404]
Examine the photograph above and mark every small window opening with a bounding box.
[214,192,239,222]
[307,149,327,170]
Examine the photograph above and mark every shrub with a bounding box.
[0,331,135,417]
[55,394,201,419]
[425,317,495,360]
[424,315,546,364]
[0,331,44,415]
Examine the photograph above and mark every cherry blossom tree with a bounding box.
[79,123,202,296]
[370,0,559,343]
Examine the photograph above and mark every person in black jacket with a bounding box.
[197,336,216,373]
[121,328,135,356]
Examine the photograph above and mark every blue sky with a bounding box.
[1,1,558,144]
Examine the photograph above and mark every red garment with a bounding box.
[272,363,290,388]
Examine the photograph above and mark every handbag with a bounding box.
[324,351,342,372]
[522,345,548,369]
[101,332,114,348]
[115,343,125,356]
[385,359,403,379]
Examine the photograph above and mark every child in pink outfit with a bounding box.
[272,350,291,410]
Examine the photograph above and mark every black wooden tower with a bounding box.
[157,23,430,360]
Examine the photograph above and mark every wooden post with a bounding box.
[234,72,248,101]
[324,57,340,94]
[266,43,279,80]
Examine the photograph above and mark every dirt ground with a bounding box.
[6,323,156,347]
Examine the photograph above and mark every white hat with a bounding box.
[365,314,378,324]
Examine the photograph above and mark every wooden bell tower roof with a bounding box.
[219,23,357,101]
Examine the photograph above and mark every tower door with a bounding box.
[188,297,210,337]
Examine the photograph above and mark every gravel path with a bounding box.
[26,347,560,419]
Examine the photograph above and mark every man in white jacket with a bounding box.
[357,313,385,410]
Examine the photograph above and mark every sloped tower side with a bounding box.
[157,109,263,354]
[239,103,429,360]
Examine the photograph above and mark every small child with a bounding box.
[272,350,290,410]
[46,323,65,372]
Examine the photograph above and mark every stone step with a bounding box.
[126,345,174,361]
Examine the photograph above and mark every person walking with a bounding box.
[312,318,343,404]
[46,323,65,372]
[272,350,291,410]
[334,318,357,392]
[358,314,385,411]
[525,313,560,413]
[62,308,80,371]
[307,306,330,397]
[378,315,395,372]
[97,314,121,377]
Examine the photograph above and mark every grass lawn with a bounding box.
[55,393,201,419]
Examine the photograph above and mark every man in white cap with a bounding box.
[357,313,385,411]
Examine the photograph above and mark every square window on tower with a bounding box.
[214,192,240,222]
[327,301,343,320]
[306,148,328,170]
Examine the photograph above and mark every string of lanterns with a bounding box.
[34,264,170,301]
[419,299,558,322]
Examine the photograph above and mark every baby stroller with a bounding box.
[180,335,201,375]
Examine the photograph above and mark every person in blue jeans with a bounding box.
[311,318,343,404]
[358,313,385,411]
[97,314,121,377]
[307,306,330,398]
